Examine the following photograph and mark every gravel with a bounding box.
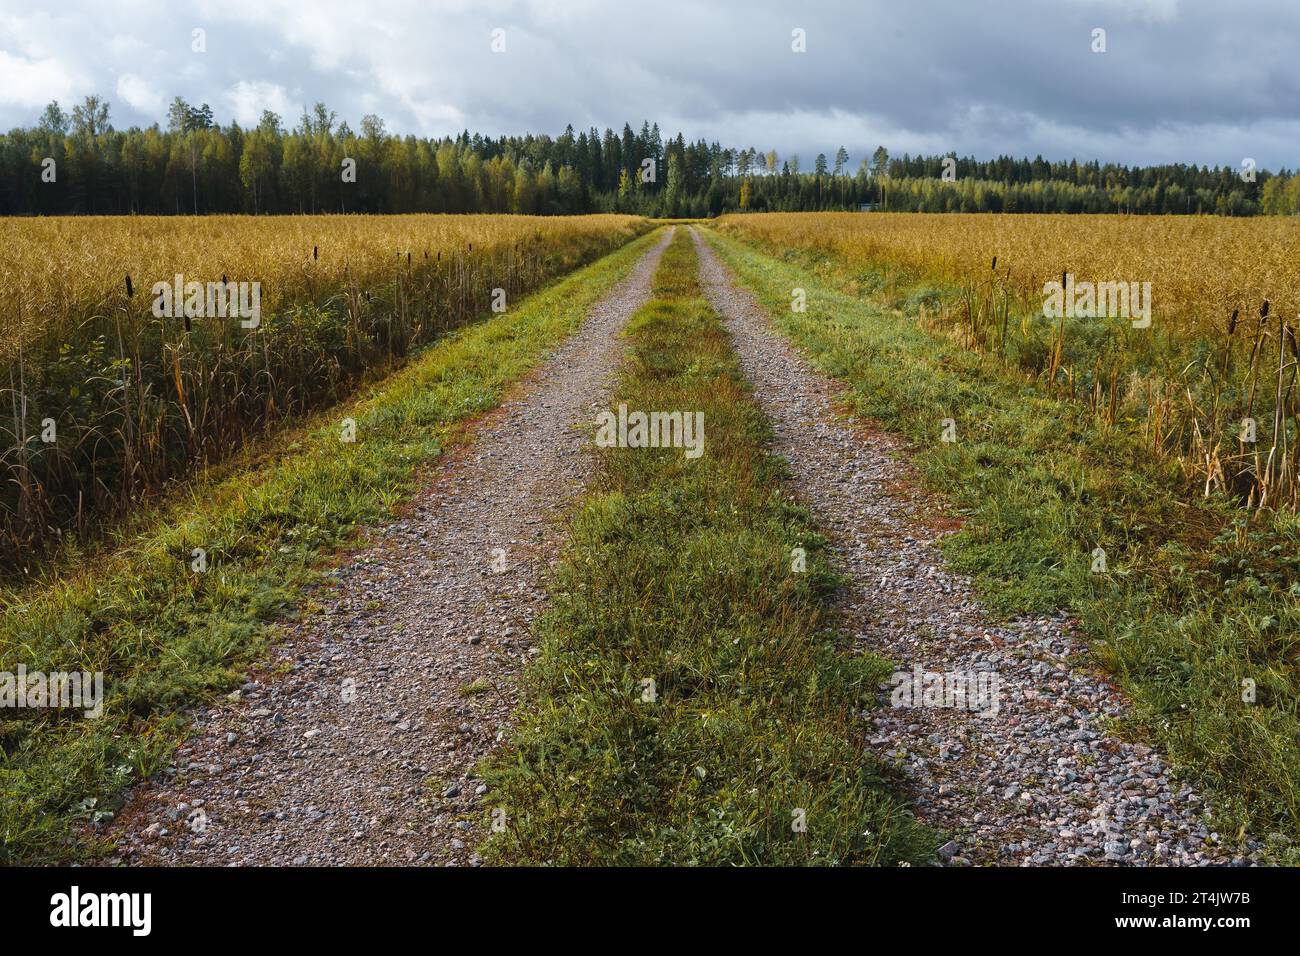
[103,230,672,867]
[692,227,1260,867]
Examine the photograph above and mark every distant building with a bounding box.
[858,202,881,212]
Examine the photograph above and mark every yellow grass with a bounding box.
[714,212,1300,331]
[0,213,646,353]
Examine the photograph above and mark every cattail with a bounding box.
[1227,309,1239,336]
[407,252,411,267]
[125,273,133,297]
[991,255,997,271]
[1260,299,1270,320]
[313,245,318,260]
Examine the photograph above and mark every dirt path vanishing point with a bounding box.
[691,227,1259,867]
[104,229,672,867]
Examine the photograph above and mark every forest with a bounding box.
[3,96,1298,218]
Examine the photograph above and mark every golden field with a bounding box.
[714,212,1300,332]
[0,214,646,353]
[0,214,648,563]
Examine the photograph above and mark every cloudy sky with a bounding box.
[1,0,1297,169]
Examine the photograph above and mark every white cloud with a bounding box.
[0,50,82,109]
[224,80,300,126]
[116,73,165,117]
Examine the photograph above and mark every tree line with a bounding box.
[2,96,1297,217]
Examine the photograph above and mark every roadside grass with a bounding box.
[702,228,1300,861]
[0,229,664,864]
[481,229,936,866]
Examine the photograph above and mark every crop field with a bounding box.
[714,212,1300,329]
[0,214,648,570]
[716,212,1300,511]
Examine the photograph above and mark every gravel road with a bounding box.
[692,227,1259,867]
[102,230,671,867]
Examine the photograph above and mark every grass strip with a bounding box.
[702,227,1300,861]
[0,228,665,864]
[482,229,936,866]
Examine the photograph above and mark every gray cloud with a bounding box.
[1,0,1296,168]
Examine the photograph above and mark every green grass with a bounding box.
[702,227,1300,862]
[480,229,936,866]
[0,228,665,864]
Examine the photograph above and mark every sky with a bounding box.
[1,0,1297,170]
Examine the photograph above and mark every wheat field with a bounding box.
[0,214,649,566]
[0,214,646,352]
[714,212,1300,332]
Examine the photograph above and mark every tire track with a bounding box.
[691,227,1256,867]
[104,229,672,867]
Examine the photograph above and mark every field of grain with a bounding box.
[714,212,1300,510]
[714,212,1300,330]
[0,214,649,568]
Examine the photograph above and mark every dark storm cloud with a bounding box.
[1,0,1296,168]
